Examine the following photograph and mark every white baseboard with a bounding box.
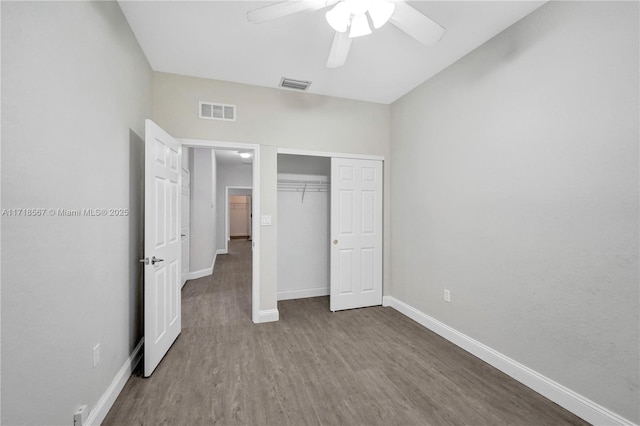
[257,309,279,323]
[382,296,636,426]
[216,249,227,255]
[188,252,217,280]
[189,268,212,280]
[277,286,329,301]
[86,338,144,426]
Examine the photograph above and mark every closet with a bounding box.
[277,152,384,311]
[277,154,331,301]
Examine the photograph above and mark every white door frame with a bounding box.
[181,168,191,288]
[180,138,261,324]
[277,147,384,161]
[225,186,252,253]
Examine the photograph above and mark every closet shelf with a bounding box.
[277,179,330,192]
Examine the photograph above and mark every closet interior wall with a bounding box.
[277,154,331,301]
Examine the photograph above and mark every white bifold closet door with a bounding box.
[330,158,383,311]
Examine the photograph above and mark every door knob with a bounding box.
[333,240,338,245]
[139,256,164,265]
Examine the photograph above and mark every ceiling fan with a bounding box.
[247,0,446,68]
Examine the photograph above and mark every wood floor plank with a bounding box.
[103,240,589,426]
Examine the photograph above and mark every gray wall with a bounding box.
[215,160,253,252]
[1,1,152,424]
[153,72,391,315]
[390,1,639,422]
[277,154,332,176]
[190,149,217,273]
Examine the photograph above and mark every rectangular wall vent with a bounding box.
[280,77,312,91]
[199,101,236,121]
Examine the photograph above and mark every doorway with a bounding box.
[181,139,261,324]
[276,150,384,311]
[229,195,251,239]
[226,187,253,253]
[143,121,263,378]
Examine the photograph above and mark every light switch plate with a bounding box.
[261,215,272,226]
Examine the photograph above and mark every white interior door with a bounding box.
[181,169,190,287]
[330,158,383,311]
[143,119,182,377]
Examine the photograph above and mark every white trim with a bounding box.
[181,138,256,150]
[251,146,261,324]
[225,185,253,254]
[188,248,216,280]
[277,287,329,301]
[382,296,637,426]
[86,338,144,426]
[179,139,261,324]
[257,309,279,323]
[216,248,228,255]
[277,147,384,161]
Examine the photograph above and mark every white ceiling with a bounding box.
[214,148,254,166]
[119,1,545,104]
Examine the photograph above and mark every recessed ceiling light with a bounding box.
[239,152,252,159]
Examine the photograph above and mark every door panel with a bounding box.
[144,119,181,377]
[338,249,354,295]
[339,190,354,235]
[330,158,383,311]
[361,247,375,292]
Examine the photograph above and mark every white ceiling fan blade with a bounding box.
[327,31,352,68]
[247,0,337,24]
[389,1,445,45]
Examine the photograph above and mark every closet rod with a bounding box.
[276,187,328,192]
[277,180,329,185]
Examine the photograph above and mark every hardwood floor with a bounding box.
[104,240,588,425]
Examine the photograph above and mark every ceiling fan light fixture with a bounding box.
[368,0,395,29]
[325,2,350,33]
[345,0,370,16]
[349,14,372,38]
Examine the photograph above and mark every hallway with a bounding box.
[104,240,587,425]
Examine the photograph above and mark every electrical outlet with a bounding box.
[73,405,88,426]
[444,289,451,303]
[93,344,100,368]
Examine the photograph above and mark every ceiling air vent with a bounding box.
[199,101,236,121]
[280,77,312,91]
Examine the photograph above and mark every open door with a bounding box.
[142,119,182,376]
[330,158,383,311]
